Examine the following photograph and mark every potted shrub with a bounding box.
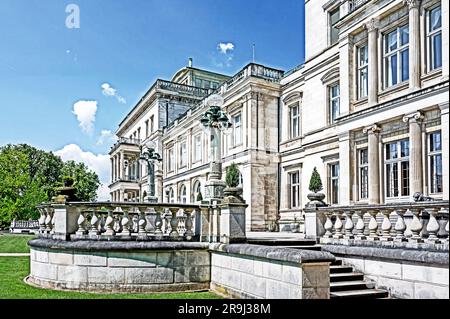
[307,167,326,205]
[196,191,203,202]
[223,163,244,201]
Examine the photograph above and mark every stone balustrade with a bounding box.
[37,202,203,242]
[310,201,449,245]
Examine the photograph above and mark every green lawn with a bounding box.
[0,234,35,253]
[0,257,222,299]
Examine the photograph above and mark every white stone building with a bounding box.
[110,0,449,232]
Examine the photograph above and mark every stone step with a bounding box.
[330,280,376,292]
[331,289,389,299]
[331,259,342,266]
[330,265,354,274]
[330,272,365,282]
[246,239,317,246]
[278,245,322,251]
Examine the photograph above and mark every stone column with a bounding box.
[440,103,449,200]
[365,18,379,106]
[110,158,114,182]
[404,0,421,90]
[403,112,424,199]
[338,132,352,205]
[363,125,381,204]
[119,151,124,180]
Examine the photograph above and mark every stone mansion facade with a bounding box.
[109,0,449,232]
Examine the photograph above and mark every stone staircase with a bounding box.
[247,237,390,299]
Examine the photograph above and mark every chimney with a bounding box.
[188,58,193,68]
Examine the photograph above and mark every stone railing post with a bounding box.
[219,194,248,244]
[344,210,354,239]
[52,202,80,241]
[394,208,407,242]
[355,210,367,240]
[323,211,334,239]
[425,207,441,243]
[367,209,379,241]
[333,211,344,239]
[380,209,393,241]
[304,208,327,240]
[409,207,424,243]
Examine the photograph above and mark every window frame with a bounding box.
[193,133,202,163]
[329,83,340,124]
[179,184,187,204]
[167,147,175,173]
[179,140,187,168]
[426,5,442,72]
[359,148,369,200]
[383,24,410,89]
[357,44,369,100]
[289,102,301,139]
[328,7,340,46]
[289,171,301,209]
[329,163,340,205]
[384,139,410,199]
[428,131,443,195]
[232,113,243,147]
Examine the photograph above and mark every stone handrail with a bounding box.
[37,202,205,242]
[307,201,449,244]
[156,80,210,97]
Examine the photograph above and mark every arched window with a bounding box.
[166,187,175,203]
[179,185,187,203]
[192,181,202,202]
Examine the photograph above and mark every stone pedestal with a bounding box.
[219,191,248,244]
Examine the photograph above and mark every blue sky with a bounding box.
[0,0,305,197]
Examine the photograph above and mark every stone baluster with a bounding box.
[137,208,148,240]
[38,208,46,235]
[164,210,172,235]
[367,209,379,241]
[170,208,180,240]
[394,209,407,242]
[89,210,100,237]
[103,210,116,236]
[323,211,333,238]
[333,211,344,239]
[184,209,194,241]
[409,207,424,243]
[355,210,367,240]
[44,207,53,234]
[50,210,56,235]
[121,207,131,237]
[344,210,354,239]
[76,210,87,236]
[154,208,163,239]
[425,208,440,244]
[380,209,393,241]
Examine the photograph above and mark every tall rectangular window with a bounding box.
[427,6,442,71]
[357,44,369,99]
[329,8,340,45]
[193,134,202,163]
[167,148,175,173]
[330,84,340,123]
[145,120,149,138]
[384,25,409,88]
[290,103,300,139]
[289,171,300,209]
[233,113,242,146]
[179,140,187,168]
[330,164,340,205]
[428,131,442,194]
[385,140,410,198]
[359,149,369,200]
[150,116,154,133]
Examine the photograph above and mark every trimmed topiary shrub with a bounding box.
[309,167,323,193]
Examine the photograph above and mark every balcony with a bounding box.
[110,137,141,154]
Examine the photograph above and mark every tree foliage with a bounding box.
[309,167,323,193]
[0,144,100,228]
[225,163,241,188]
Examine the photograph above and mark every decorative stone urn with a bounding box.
[52,178,78,203]
[306,193,327,208]
[223,187,245,204]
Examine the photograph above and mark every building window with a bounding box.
[289,171,300,209]
[329,7,340,45]
[357,44,368,99]
[179,140,187,168]
[192,181,202,202]
[428,131,442,194]
[193,134,202,163]
[137,128,141,141]
[385,140,410,198]
[150,115,154,133]
[359,149,369,200]
[427,5,442,72]
[328,164,340,205]
[384,25,409,88]
[167,148,175,173]
[232,113,242,146]
[329,84,340,123]
[167,188,175,203]
[179,185,187,203]
[145,120,149,138]
[290,103,301,139]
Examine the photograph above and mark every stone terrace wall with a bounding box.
[28,239,211,293]
[322,243,449,299]
[210,244,335,299]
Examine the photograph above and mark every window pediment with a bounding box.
[321,67,340,84]
[283,91,302,104]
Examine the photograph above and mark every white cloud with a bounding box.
[101,83,126,104]
[96,129,116,146]
[218,42,235,54]
[72,100,98,135]
[55,144,111,201]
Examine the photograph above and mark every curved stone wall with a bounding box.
[27,239,211,293]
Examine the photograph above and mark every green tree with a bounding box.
[60,161,100,201]
[309,167,323,193]
[225,163,241,188]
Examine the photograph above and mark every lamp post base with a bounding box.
[205,179,226,203]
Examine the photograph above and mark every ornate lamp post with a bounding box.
[140,142,162,203]
[200,94,232,203]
